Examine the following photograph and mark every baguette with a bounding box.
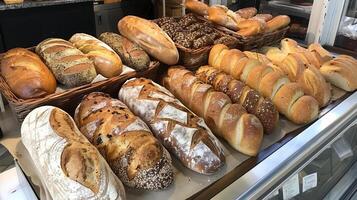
[21,106,125,200]
[118,78,225,174]
[69,33,123,78]
[252,14,273,22]
[163,66,264,156]
[118,16,179,65]
[0,48,56,99]
[208,5,241,31]
[236,7,257,19]
[36,38,97,87]
[74,92,174,190]
[266,15,290,32]
[196,65,279,134]
[237,19,266,37]
[209,44,319,124]
[185,0,209,16]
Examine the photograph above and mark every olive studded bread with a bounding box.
[36,38,97,87]
[118,78,225,174]
[74,92,174,190]
[21,106,125,200]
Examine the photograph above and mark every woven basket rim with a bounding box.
[0,60,159,106]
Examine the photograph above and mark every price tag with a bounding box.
[302,173,317,192]
[282,174,300,200]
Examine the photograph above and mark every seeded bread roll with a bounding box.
[196,65,279,134]
[99,32,150,71]
[119,78,225,174]
[21,106,125,200]
[74,92,174,190]
[36,38,97,87]
[209,44,319,124]
[163,67,264,156]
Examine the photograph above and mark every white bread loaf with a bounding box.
[118,16,179,65]
[118,78,225,174]
[21,106,125,200]
[163,66,264,156]
[69,33,123,78]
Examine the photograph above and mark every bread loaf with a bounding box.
[237,19,266,37]
[209,44,319,124]
[208,5,241,31]
[163,66,264,156]
[118,78,225,174]
[236,7,257,19]
[320,56,357,91]
[118,16,179,65]
[0,48,56,99]
[185,0,209,16]
[252,14,273,22]
[99,32,150,71]
[196,65,279,134]
[266,15,290,32]
[308,43,332,65]
[36,38,97,87]
[21,106,125,200]
[69,33,122,78]
[74,92,174,190]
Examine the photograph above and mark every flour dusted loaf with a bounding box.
[69,33,123,78]
[21,106,125,200]
[99,32,150,71]
[0,48,56,99]
[74,92,174,190]
[118,16,179,65]
[118,78,225,174]
[163,67,264,156]
[36,38,97,87]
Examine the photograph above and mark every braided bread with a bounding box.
[74,92,174,190]
[70,33,123,78]
[118,78,225,174]
[163,66,264,156]
[196,65,278,134]
[209,44,319,124]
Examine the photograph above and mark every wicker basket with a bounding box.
[216,26,290,51]
[0,54,160,122]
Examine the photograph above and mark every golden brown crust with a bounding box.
[185,0,209,16]
[266,15,290,32]
[289,95,319,124]
[272,83,304,116]
[209,44,229,67]
[0,48,57,99]
[118,16,178,65]
[236,7,257,19]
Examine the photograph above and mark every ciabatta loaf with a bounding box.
[75,92,174,190]
[118,78,225,174]
[70,33,123,78]
[118,16,179,65]
[0,48,56,99]
[36,38,97,87]
[21,106,125,200]
[164,67,264,156]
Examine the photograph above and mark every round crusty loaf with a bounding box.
[0,48,56,99]
[99,32,150,71]
[69,33,123,78]
[36,38,97,87]
[75,92,174,190]
[118,16,179,65]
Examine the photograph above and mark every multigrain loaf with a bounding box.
[21,106,125,200]
[119,78,225,174]
[99,32,150,71]
[74,92,174,190]
[36,38,97,87]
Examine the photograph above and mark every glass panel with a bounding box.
[334,0,357,51]
[257,0,314,43]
